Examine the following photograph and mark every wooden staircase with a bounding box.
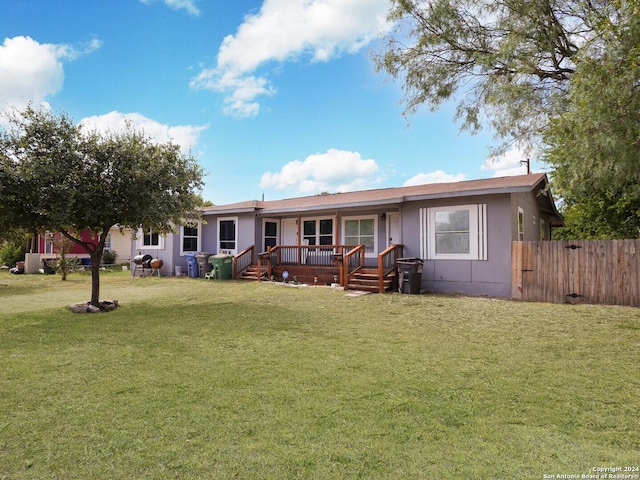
[237,264,262,281]
[347,268,397,293]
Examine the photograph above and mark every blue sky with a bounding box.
[1,0,543,205]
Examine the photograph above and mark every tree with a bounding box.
[51,231,78,281]
[374,0,599,148]
[543,2,640,238]
[375,0,640,238]
[0,105,205,307]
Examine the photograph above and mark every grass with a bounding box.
[1,270,639,479]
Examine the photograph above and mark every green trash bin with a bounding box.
[209,254,233,280]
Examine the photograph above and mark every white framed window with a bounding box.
[218,217,237,254]
[137,228,165,250]
[104,233,113,252]
[302,217,334,246]
[420,205,487,260]
[342,215,377,255]
[518,207,525,241]
[180,222,201,255]
[44,231,54,254]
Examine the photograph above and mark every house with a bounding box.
[131,173,563,297]
[23,226,132,273]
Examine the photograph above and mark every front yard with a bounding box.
[1,271,638,479]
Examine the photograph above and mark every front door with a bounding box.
[282,218,298,246]
[387,212,401,247]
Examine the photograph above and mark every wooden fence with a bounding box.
[512,240,640,307]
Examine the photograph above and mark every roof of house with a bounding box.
[202,172,562,221]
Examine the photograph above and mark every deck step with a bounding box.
[238,265,261,280]
[347,269,395,293]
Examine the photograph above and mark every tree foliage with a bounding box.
[376,0,640,237]
[0,105,205,305]
[544,1,640,238]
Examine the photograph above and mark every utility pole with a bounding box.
[519,158,531,174]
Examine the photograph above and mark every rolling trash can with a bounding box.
[209,254,233,280]
[185,253,199,278]
[195,253,213,278]
[397,257,424,294]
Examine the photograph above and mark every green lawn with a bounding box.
[1,271,639,479]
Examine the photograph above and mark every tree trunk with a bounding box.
[90,249,103,307]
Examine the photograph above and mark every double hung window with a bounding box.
[180,223,200,255]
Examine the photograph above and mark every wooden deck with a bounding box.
[235,244,404,293]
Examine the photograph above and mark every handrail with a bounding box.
[233,245,255,278]
[377,244,404,293]
[258,248,273,281]
[343,245,365,289]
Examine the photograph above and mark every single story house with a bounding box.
[131,173,563,297]
[23,226,132,274]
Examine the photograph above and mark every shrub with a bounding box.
[0,241,25,267]
[102,250,117,265]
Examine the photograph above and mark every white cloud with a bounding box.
[139,0,200,16]
[191,0,391,117]
[79,111,208,153]
[482,145,536,177]
[403,170,466,186]
[0,36,102,115]
[259,148,380,193]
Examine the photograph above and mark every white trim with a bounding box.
[518,207,525,241]
[217,216,238,255]
[420,208,428,260]
[179,221,201,256]
[136,228,165,250]
[423,204,487,261]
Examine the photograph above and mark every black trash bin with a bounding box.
[397,257,424,294]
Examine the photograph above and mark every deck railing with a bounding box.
[233,245,255,278]
[377,244,404,293]
[267,245,360,267]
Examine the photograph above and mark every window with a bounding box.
[138,228,164,249]
[180,223,200,255]
[540,218,546,240]
[44,231,54,254]
[420,205,487,260]
[218,217,237,254]
[104,233,113,252]
[303,218,333,246]
[518,207,524,241]
[343,216,376,254]
[264,220,278,251]
[144,230,159,247]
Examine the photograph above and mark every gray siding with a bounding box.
[402,195,513,297]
